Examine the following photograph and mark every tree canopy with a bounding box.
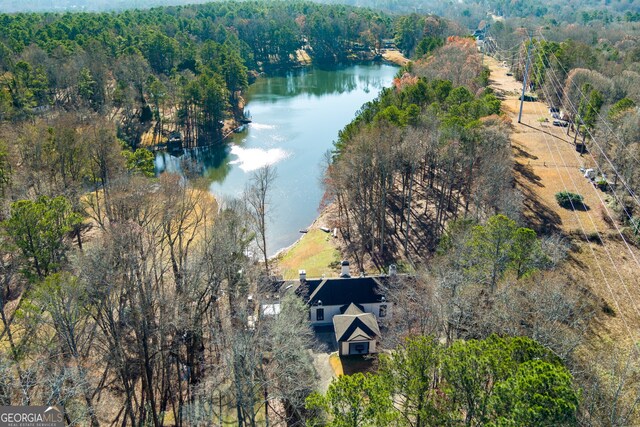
[308,335,579,426]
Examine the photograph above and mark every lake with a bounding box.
[156,63,398,256]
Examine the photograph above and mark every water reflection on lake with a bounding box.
[228,145,290,172]
[156,63,397,255]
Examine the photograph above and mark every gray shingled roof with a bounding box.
[346,327,372,342]
[342,302,365,315]
[333,304,381,342]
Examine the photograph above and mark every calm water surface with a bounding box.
[156,63,397,255]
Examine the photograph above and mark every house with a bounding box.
[261,261,396,356]
[299,261,392,327]
[297,261,394,356]
[381,39,396,49]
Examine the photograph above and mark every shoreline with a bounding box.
[268,54,409,267]
[272,203,344,280]
[151,53,408,153]
[185,56,407,268]
[270,203,336,261]
[269,233,306,261]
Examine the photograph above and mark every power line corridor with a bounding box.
[484,53,640,347]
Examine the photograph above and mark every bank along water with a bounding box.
[156,63,398,256]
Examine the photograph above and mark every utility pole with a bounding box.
[264,389,270,427]
[480,28,484,67]
[518,36,533,124]
[219,391,223,427]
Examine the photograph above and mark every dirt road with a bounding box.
[487,56,610,235]
[486,55,640,347]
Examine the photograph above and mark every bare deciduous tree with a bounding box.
[245,165,277,275]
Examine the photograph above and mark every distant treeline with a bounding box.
[5,0,640,26]
[318,0,640,26]
[0,0,214,13]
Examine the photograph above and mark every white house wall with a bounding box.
[360,303,393,321]
[339,340,377,356]
[309,303,393,326]
[340,342,349,355]
[310,305,342,325]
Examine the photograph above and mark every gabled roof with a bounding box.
[299,277,388,307]
[341,302,365,315]
[333,310,380,343]
[347,327,373,342]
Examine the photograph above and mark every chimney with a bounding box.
[340,260,351,278]
[389,264,397,277]
[299,269,306,282]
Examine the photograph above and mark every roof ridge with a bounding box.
[307,278,328,302]
[335,314,379,342]
[346,327,373,341]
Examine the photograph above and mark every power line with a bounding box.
[537,29,640,150]
[486,33,640,347]
[537,29,640,171]
[533,47,640,275]
[535,36,640,215]
[518,37,533,124]
[521,52,640,346]
[539,49,640,226]
[493,29,640,282]
[534,47,640,213]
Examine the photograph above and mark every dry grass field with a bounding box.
[487,56,640,348]
[276,228,341,279]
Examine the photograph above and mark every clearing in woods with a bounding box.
[486,55,640,348]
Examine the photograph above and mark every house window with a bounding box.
[349,342,369,355]
[379,305,387,318]
[316,308,324,321]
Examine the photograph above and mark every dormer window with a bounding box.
[379,305,387,318]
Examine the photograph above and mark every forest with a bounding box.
[0,1,400,148]
[1,0,640,426]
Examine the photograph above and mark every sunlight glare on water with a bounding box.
[228,145,290,172]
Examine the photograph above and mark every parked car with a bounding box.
[551,112,561,119]
[549,107,560,113]
[553,119,569,127]
[506,72,513,76]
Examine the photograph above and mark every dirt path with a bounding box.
[487,56,609,235]
[486,56,640,346]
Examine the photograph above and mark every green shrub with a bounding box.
[595,178,608,191]
[630,217,640,236]
[555,191,584,209]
